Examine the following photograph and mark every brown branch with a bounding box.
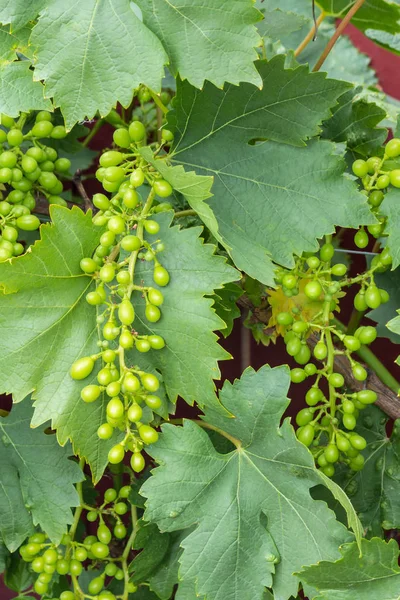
[73,170,93,211]
[312,0,367,72]
[238,296,400,420]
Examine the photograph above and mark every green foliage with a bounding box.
[298,537,400,600]
[0,62,51,117]
[142,365,351,600]
[0,402,82,551]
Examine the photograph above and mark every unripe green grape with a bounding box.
[317,454,328,468]
[0,167,12,183]
[145,303,161,323]
[108,444,125,464]
[282,273,297,289]
[324,444,339,463]
[12,242,24,256]
[81,384,101,403]
[115,568,124,580]
[276,312,293,326]
[2,225,18,243]
[118,298,135,325]
[292,320,308,334]
[305,387,322,406]
[350,434,367,450]
[97,367,113,385]
[294,344,311,365]
[153,265,169,286]
[100,150,124,168]
[31,120,53,137]
[376,174,390,189]
[119,485,131,498]
[120,234,141,252]
[127,403,143,422]
[105,562,118,576]
[144,219,160,235]
[380,248,392,266]
[331,263,347,277]
[48,195,67,206]
[105,165,125,182]
[145,394,162,410]
[99,263,115,283]
[50,125,67,139]
[97,524,112,544]
[114,522,127,539]
[103,321,119,340]
[0,151,17,168]
[87,510,98,522]
[336,435,350,452]
[60,591,76,600]
[107,397,124,420]
[123,187,139,208]
[352,159,368,177]
[343,335,361,352]
[148,335,165,350]
[114,501,128,515]
[352,363,367,381]
[34,580,49,594]
[75,547,88,562]
[130,168,145,187]
[321,464,335,477]
[119,329,134,349]
[320,242,334,262]
[380,288,390,303]
[129,120,146,142]
[304,280,322,300]
[0,201,11,216]
[314,341,327,360]
[80,257,98,273]
[56,558,70,575]
[116,270,130,285]
[123,372,141,392]
[368,223,384,238]
[32,556,45,573]
[148,288,164,306]
[86,291,103,305]
[107,215,125,234]
[139,424,159,444]
[93,193,110,211]
[306,256,320,269]
[69,558,82,576]
[353,291,367,311]
[153,179,173,198]
[98,423,114,440]
[131,451,145,472]
[0,246,11,262]
[286,337,301,357]
[357,389,377,404]
[90,541,110,559]
[154,201,173,213]
[0,113,13,128]
[103,179,121,192]
[386,138,400,157]
[342,400,355,414]
[365,285,381,309]
[54,157,71,172]
[136,338,151,352]
[113,128,131,148]
[11,168,23,182]
[296,408,313,426]
[70,356,95,380]
[106,381,121,398]
[343,413,357,430]
[297,424,314,447]
[7,128,24,146]
[329,373,344,388]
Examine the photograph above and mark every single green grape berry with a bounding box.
[329,373,344,388]
[306,256,320,269]
[380,248,393,266]
[354,229,368,249]
[108,444,125,464]
[380,288,390,304]
[324,444,339,463]
[304,280,322,300]
[317,454,328,468]
[320,243,334,262]
[118,298,135,325]
[123,187,139,209]
[100,150,124,168]
[139,424,159,444]
[294,344,311,365]
[127,403,143,423]
[107,215,125,234]
[34,580,49,595]
[107,397,124,420]
[386,138,400,158]
[145,394,162,410]
[7,128,24,146]
[390,169,400,188]
[296,408,313,426]
[70,356,95,380]
[322,464,335,477]
[366,156,380,173]
[81,384,101,403]
[276,312,293,326]
[88,576,105,595]
[56,559,70,575]
[16,214,41,231]
[342,400,355,414]
[368,223,384,238]
[98,423,114,440]
[350,434,367,450]
[141,372,160,391]
[130,168,145,187]
[376,174,390,189]
[114,501,128,515]
[97,524,112,544]
[304,363,317,376]
[104,488,118,504]
[144,219,160,234]
[343,413,357,430]
[368,190,384,208]
[365,285,381,309]
[75,547,88,562]
[290,368,306,383]
[336,435,350,452]
[131,452,146,472]
[357,389,377,405]
[145,303,161,323]
[93,193,110,211]
[153,179,173,198]
[148,334,165,350]
[105,562,118,577]
[129,121,146,142]
[352,363,367,381]
[113,128,131,148]
[282,273,297,289]
[331,263,347,277]
[286,336,302,357]
[114,522,127,539]
[352,159,368,178]
[90,541,110,559]
[80,257,98,274]
[153,265,169,286]
[292,320,308,334]
[69,559,82,576]
[54,157,71,172]
[135,338,151,353]
[343,335,361,352]
[297,424,315,447]
[353,291,367,312]
[305,387,322,406]
[314,341,327,361]
[87,510,98,522]
[31,557,45,573]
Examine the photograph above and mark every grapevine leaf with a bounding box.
[3,551,33,592]
[31,0,168,129]
[0,206,116,481]
[380,187,400,269]
[315,0,400,35]
[168,57,374,283]
[388,314,400,360]
[176,581,201,600]
[322,88,387,157]
[0,61,51,117]
[141,365,351,600]
[135,0,263,89]
[139,147,219,244]
[0,0,46,31]
[256,8,308,40]
[0,542,8,573]
[366,30,400,55]
[0,401,83,551]
[367,268,400,344]
[130,522,170,585]
[212,282,243,338]
[298,537,400,600]
[147,530,187,600]
[0,25,30,62]
[132,212,238,407]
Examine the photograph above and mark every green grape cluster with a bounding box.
[0,110,70,260]
[19,485,138,599]
[70,120,174,473]
[275,239,390,477]
[352,137,400,249]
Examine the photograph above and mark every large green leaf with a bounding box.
[0,0,46,31]
[135,0,263,88]
[380,187,400,269]
[31,0,168,129]
[316,0,400,34]
[326,406,400,537]
[322,88,387,157]
[257,8,308,39]
[0,61,51,117]
[0,542,8,573]
[0,401,82,551]
[168,59,372,283]
[131,212,238,407]
[0,206,115,481]
[141,365,351,600]
[298,537,400,600]
[130,522,170,585]
[3,551,33,593]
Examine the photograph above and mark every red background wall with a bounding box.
[2,23,400,599]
